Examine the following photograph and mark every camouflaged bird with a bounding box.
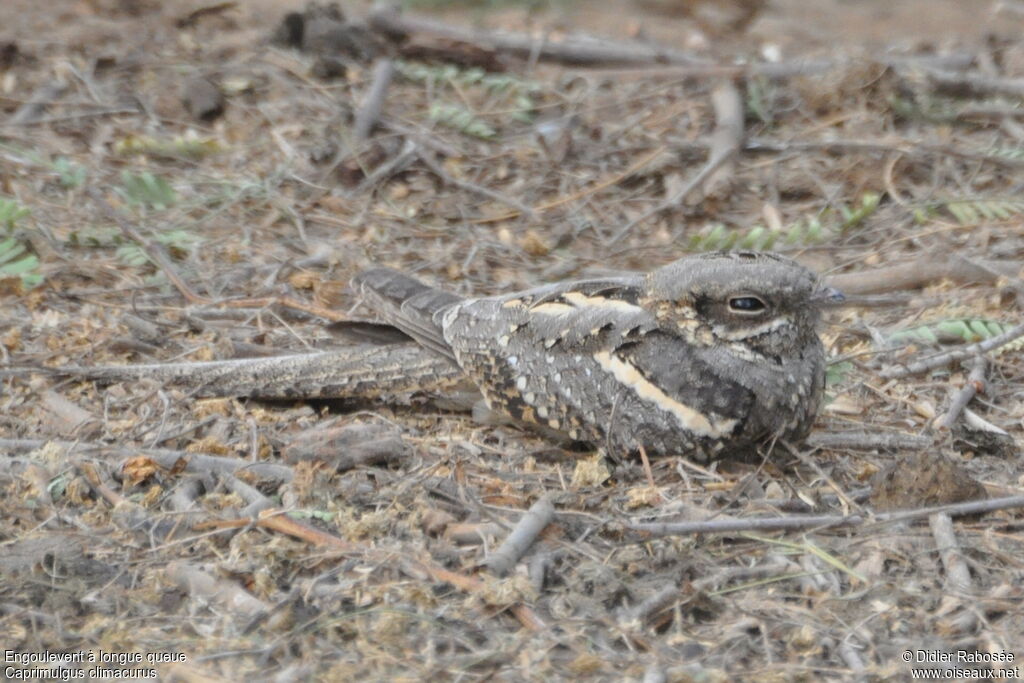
[354,251,841,461]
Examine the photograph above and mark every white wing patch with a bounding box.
[529,302,576,316]
[561,291,646,314]
[527,292,646,317]
[592,350,738,438]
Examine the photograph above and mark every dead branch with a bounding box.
[483,495,555,577]
[367,4,707,68]
[445,522,504,545]
[826,257,1023,296]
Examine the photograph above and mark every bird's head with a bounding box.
[643,251,841,360]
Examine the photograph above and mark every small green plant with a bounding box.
[116,229,200,267]
[914,198,1024,226]
[825,360,854,387]
[888,319,1023,354]
[0,237,42,289]
[688,192,880,251]
[745,76,776,125]
[0,197,30,229]
[0,197,43,289]
[52,156,87,189]
[117,171,176,211]
[428,102,496,139]
[400,61,538,134]
[981,145,1024,163]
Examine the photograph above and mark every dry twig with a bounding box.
[881,322,1024,379]
[935,356,988,430]
[352,58,395,144]
[610,79,744,241]
[626,494,1024,538]
[483,495,555,576]
[929,512,974,593]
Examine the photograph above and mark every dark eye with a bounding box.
[728,296,766,312]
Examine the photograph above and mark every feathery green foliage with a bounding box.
[688,192,880,251]
[117,171,177,211]
[914,198,1024,225]
[399,61,538,135]
[116,229,201,267]
[888,319,1024,354]
[0,198,43,289]
[428,102,497,139]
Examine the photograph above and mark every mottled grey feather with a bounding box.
[351,267,461,362]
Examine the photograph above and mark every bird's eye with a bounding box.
[728,296,767,313]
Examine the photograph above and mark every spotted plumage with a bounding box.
[353,251,839,461]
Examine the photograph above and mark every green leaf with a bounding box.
[118,171,176,210]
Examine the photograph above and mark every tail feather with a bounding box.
[352,267,462,361]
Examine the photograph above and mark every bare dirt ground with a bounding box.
[2,0,1024,680]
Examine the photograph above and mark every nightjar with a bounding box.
[353,251,841,461]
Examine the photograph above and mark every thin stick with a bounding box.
[88,188,211,305]
[637,444,657,489]
[571,52,974,81]
[0,438,294,482]
[367,4,706,68]
[826,257,1021,296]
[354,138,419,193]
[929,512,973,593]
[352,58,394,144]
[417,149,535,218]
[881,322,1024,379]
[625,495,1024,538]
[610,80,744,242]
[483,495,555,577]
[935,356,988,429]
[745,137,1024,169]
[7,79,68,125]
[806,431,932,451]
[626,513,863,537]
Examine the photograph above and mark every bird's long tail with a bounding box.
[352,267,463,362]
[2,344,466,400]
